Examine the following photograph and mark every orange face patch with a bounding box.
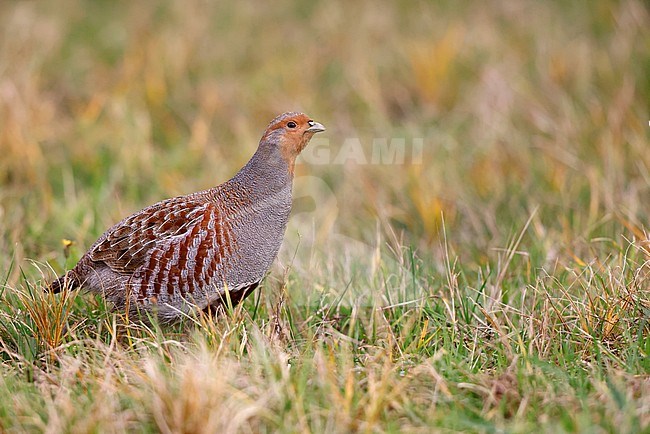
[262,112,324,174]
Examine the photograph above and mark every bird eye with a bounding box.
[287,121,297,129]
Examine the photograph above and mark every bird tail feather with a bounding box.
[46,271,80,293]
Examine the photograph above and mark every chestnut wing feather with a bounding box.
[89,198,216,275]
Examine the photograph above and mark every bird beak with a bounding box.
[307,121,326,133]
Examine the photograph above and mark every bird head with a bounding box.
[261,112,325,172]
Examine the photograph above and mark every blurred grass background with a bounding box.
[0,0,649,432]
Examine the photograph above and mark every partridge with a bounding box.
[48,112,325,323]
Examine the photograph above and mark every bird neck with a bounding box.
[229,143,294,198]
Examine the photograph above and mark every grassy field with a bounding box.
[0,0,649,432]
